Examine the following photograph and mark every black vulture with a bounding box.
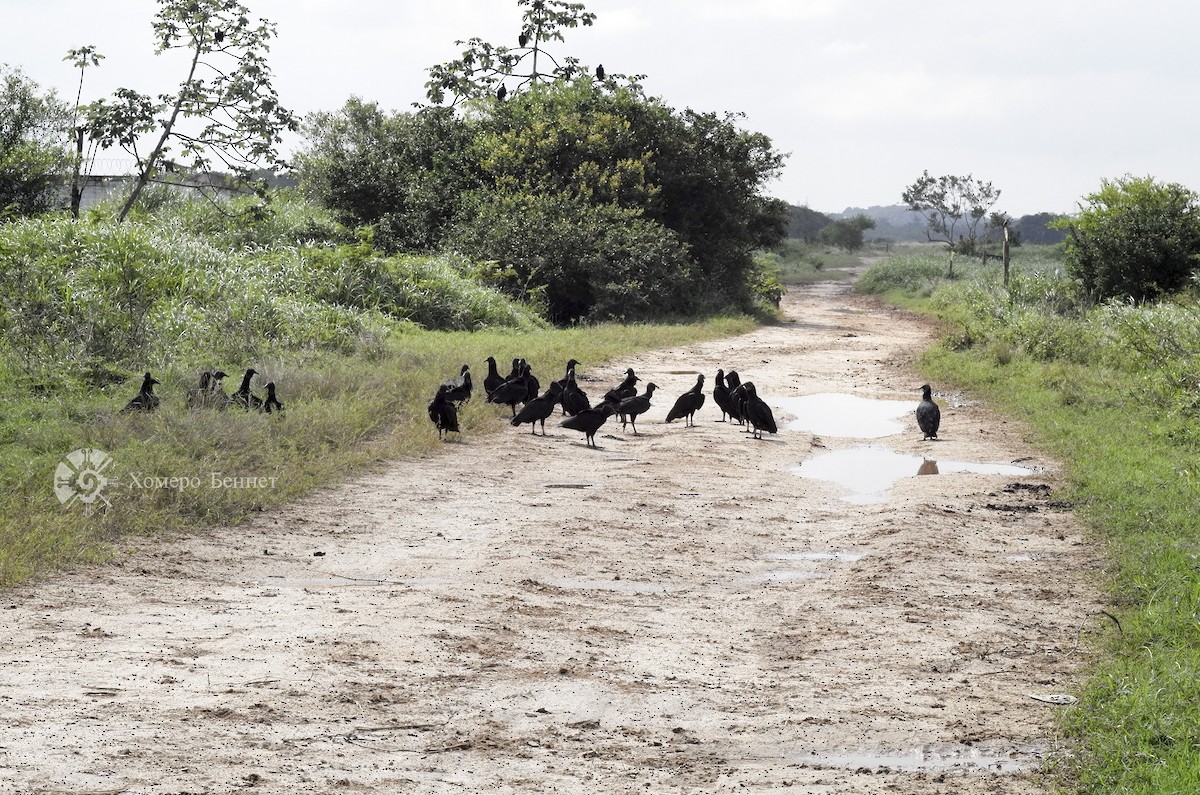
[487,373,529,417]
[483,356,505,398]
[522,362,541,403]
[511,382,563,435]
[724,370,745,424]
[121,372,161,413]
[596,63,605,79]
[561,401,618,448]
[261,382,284,414]
[560,369,591,416]
[187,371,212,408]
[497,84,507,101]
[603,367,640,404]
[617,382,657,435]
[917,384,941,440]
[712,369,736,423]
[665,374,706,426]
[741,383,777,440]
[228,368,262,410]
[442,364,472,404]
[428,385,460,440]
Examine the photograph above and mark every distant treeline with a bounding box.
[786,203,1067,246]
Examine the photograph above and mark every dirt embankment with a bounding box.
[1,279,1102,794]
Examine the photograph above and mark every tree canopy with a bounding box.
[297,75,788,323]
[81,0,297,221]
[0,65,71,219]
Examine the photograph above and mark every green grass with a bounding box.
[0,315,756,587]
[760,239,861,284]
[861,247,1200,794]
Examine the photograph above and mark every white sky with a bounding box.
[6,0,1199,216]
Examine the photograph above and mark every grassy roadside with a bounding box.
[858,249,1200,793]
[0,315,755,588]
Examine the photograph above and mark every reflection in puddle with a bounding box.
[775,393,917,438]
[791,740,1047,773]
[793,446,1034,503]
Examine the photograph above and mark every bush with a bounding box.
[444,191,695,324]
[1055,175,1200,302]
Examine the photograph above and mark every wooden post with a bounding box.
[1002,223,1011,286]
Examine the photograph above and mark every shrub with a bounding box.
[1054,175,1200,302]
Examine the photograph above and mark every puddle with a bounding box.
[775,393,917,438]
[548,578,682,594]
[257,575,450,588]
[761,550,867,563]
[542,483,598,489]
[791,740,1048,773]
[793,446,1034,503]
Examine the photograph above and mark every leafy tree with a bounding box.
[1014,212,1067,246]
[473,79,787,310]
[1053,175,1200,302]
[81,0,297,221]
[0,65,72,218]
[786,204,831,242]
[818,214,875,251]
[424,0,641,106]
[295,99,479,252]
[902,170,1001,275]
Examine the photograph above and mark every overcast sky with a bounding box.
[6,0,1199,216]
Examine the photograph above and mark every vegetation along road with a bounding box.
[1,277,1101,793]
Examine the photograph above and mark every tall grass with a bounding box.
[860,246,1200,793]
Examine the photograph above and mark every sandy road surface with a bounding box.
[1,280,1102,794]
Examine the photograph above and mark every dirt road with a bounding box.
[1,279,1101,794]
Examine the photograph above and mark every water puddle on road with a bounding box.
[774,393,917,438]
[793,446,1034,503]
[790,740,1048,773]
[742,550,867,585]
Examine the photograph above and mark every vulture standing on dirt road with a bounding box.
[604,368,640,404]
[617,382,657,435]
[561,401,618,448]
[665,374,706,426]
[712,369,737,423]
[511,382,563,435]
[560,369,591,416]
[741,383,777,440]
[917,384,941,440]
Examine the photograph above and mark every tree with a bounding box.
[295,99,479,252]
[786,205,831,242]
[472,79,788,310]
[0,65,72,218]
[902,170,1001,275]
[1052,175,1200,302]
[818,214,875,251]
[424,0,641,106]
[63,45,104,218]
[82,0,297,221]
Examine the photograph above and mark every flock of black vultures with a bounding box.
[118,368,283,414]
[428,358,942,447]
[428,357,780,447]
[114,360,942,447]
